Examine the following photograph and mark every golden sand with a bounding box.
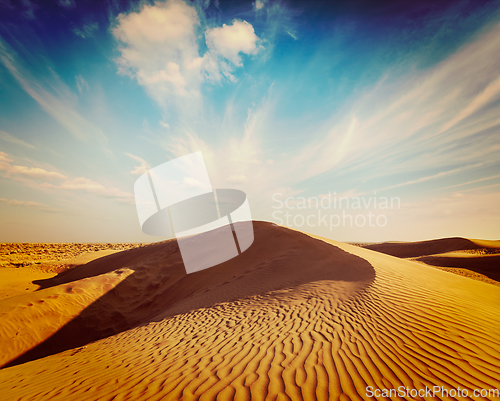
[0,222,499,400]
[0,243,145,301]
[362,237,500,286]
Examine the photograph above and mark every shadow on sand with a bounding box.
[4,222,376,368]
[417,254,500,282]
[363,237,497,258]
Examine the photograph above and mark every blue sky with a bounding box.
[1,0,500,242]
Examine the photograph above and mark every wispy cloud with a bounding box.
[323,25,500,179]
[255,0,265,11]
[0,153,66,180]
[161,21,500,212]
[75,75,89,93]
[57,0,75,8]
[0,198,60,213]
[73,22,99,39]
[21,0,36,19]
[272,22,500,193]
[0,152,133,202]
[439,174,500,191]
[227,174,248,184]
[370,163,484,194]
[0,151,13,163]
[5,165,66,180]
[126,153,151,175]
[45,177,133,201]
[0,130,35,149]
[0,37,107,145]
[453,182,500,193]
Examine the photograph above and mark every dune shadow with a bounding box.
[363,237,497,258]
[32,240,181,290]
[4,222,375,368]
[417,255,500,282]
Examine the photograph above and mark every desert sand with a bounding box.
[0,243,145,300]
[362,237,500,286]
[0,222,499,400]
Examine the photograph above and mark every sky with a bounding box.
[0,0,500,243]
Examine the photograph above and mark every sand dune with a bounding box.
[1,223,374,368]
[361,237,500,258]
[361,237,500,286]
[1,222,500,400]
[416,254,500,282]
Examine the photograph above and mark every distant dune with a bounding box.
[1,222,500,400]
[361,237,500,258]
[416,254,500,282]
[0,243,144,300]
[361,237,500,286]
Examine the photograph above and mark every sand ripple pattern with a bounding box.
[1,229,500,400]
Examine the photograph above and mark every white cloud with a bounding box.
[138,61,187,91]
[113,0,201,102]
[255,0,264,10]
[205,20,260,67]
[113,0,261,106]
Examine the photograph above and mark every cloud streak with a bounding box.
[48,177,133,201]
[159,21,500,216]
[0,152,133,202]
[126,153,151,175]
[0,198,60,213]
[0,37,107,144]
[0,153,66,180]
[287,26,500,188]
[0,131,35,149]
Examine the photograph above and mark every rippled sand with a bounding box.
[1,222,499,400]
